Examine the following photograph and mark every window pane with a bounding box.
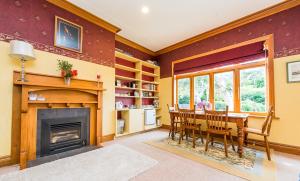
[240,67,266,112]
[214,72,234,111]
[178,78,190,109]
[194,75,209,109]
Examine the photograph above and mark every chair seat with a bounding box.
[207,127,232,135]
[182,123,201,129]
[244,127,267,136]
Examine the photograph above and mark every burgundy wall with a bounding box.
[0,0,115,67]
[157,5,300,78]
[115,41,154,61]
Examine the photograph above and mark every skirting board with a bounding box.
[162,124,300,156]
[0,156,12,167]
[102,134,115,142]
[0,134,116,168]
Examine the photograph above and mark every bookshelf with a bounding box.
[115,51,161,136]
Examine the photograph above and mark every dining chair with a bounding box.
[203,106,235,157]
[167,104,180,138]
[178,105,204,148]
[244,106,274,161]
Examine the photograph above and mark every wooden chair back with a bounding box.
[167,104,176,112]
[261,106,274,136]
[203,106,229,131]
[178,105,196,126]
[167,104,178,122]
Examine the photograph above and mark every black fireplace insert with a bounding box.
[37,108,90,157]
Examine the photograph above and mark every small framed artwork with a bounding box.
[287,60,300,83]
[54,16,83,53]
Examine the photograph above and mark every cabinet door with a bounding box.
[129,109,144,133]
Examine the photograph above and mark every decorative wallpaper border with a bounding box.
[0,33,114,68]
[275,47,300,58]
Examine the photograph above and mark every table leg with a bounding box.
[236,119,244,158]
[171,115,175,140]
[244,118,249,146]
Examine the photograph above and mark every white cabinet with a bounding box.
[129,109,144,133]
[115,108,161,137]
[144,109,156,125]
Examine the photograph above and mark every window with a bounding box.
[177,78,190,109]
[240,66,266,113]
[214,71,234,111]
[175,61,270,115]
[194,75,209,109]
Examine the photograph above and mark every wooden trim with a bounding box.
[47,0,121,33]
[115,35,156,56]
[175,63,269,115]
[265,37,276,116]
[155,0,300,55]
[234,68,240,112]
[0,156,12,167]
[172,35,275,116]
[47,0,299,55]
[190,77,194,110]
[248,139,300,156]
[209,73,214,109]
[14,71,104,84]
[161,125,300,155]
[102,134,115,142]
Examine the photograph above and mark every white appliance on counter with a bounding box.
[144,109,156,125]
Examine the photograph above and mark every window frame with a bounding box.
[175,60,269,116]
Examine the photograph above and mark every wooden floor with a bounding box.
[1,130,300,181]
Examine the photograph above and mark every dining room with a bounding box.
[0,0,300,180]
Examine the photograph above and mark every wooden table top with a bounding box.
[170,110,249,119]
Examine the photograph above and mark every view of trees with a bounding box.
[194,75,209,109]
[176,66,266,113]
[214,72,234,111]
[178,78,190,108]
[240,67,266,112]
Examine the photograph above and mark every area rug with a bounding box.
[0,144,158,181]
[146,136,276,181]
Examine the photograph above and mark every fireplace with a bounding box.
[37,108,90,157]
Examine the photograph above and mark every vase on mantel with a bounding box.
[64,77,71,86]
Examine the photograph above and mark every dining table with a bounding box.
[169,110,249,158]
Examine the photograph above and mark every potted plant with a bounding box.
[57,59,78,85]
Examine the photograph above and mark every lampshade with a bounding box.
[9,40,36,61]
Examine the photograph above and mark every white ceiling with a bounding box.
[69,0,283,52]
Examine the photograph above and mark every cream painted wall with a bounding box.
[0,41,115,156]
[160,54,300,147]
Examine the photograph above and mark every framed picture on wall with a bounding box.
[287,60,300,83]
[54,16,83,53]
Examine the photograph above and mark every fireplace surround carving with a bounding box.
[12,71,105,169]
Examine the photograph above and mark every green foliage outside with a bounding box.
[177,67,266,112]
[240,67,266,112]
[178,78,190,108]
[214,72,234,111]
[194,75,209,103]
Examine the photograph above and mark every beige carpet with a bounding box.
[0,144,158,181]
[146,137,276,181]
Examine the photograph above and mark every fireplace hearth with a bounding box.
[37,108,90,157]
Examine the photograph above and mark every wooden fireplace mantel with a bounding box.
[12,71,106,169]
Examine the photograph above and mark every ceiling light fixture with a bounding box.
[141,6,149,14]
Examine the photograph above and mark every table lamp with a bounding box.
[9,40,36,82]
